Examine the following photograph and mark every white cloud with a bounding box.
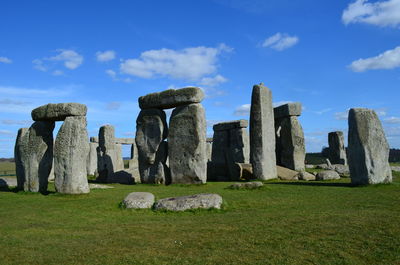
[96,50,116,62]
[105,69,117,79]
[349,46,400,72]
[0,130,13,135]
[199,75,227,87]
[33,49,83,72]
[273,101,293,108]
[33,59,47,71]
[52,70,64,76]
[0,57,12,64]
[262,33,299,51]
[106,102,121,111]
[0,99,31,105]
[120,44,232,81]
[312,108,332,115]
[384,116,400,124]
[234,104,251,116]
[342,0,400,27]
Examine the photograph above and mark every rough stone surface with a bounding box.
[122,192,155,209]
[277,165,299,180]
[115,138,135,145]
[32,103,87,121]
[332,164,350,176]
[87,142,98,176]
[229,181,263,189]
[138,141,169,184]
[348,108,392,185]
[328,131,347,165]
[297,171,316,181]
[305,164,315,169]
[15,122,54,192]
[391,166,400,172]
[169,103,207,184]
[213,120,248,131]
[206,141,212,162]
[274,102,302,119]
[139,87,204,109]
[316,170,340,180]
[89,183,114,189]
[275,116,305,171]
[250,84,277,180]
[154,193,223,211]
[97,125,125,183]
[54,116,90,194]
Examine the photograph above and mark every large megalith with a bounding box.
[169,103,207,184]
[97,125,125,183]
[328,131,347,165]
[250,83,277,180]
[31,103,87,121]
[14,122,54,193]
[348,108,392,185]
[274,102,305,171]
[54,116,90,194]
[87,140,98,176]
[139,87,204,109]
[135,109,169,184]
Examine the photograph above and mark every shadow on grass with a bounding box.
[0,186,56,195]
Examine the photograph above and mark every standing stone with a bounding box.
[127,142,141,183]
[135,109,168,184]
[250,83,277,180]
[97,125,124,182]
[206,138,213,162]
[87,142,98,176]
[169,103,207,184]
[15,122,54,193]
[274,103,305,171]
[348,108,392,185]
[328,131,347,165]
[54,116,90,194]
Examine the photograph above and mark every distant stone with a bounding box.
[305,164,315,169]
[169,103,207,184]
[89,183,114,189]
[229,181,263,189]
[316,164,330,170]
[316,170,340,181]
[277,165,299,180]
[0,177,18,188]
[332,164,350,176]
[297,171,316,181]
[153,193,223,211]
[213,120,248,131]
[54,116,90,194]
[31,103,87,121]
[115,138,135,145]
[250,83,277,180]
[122,192,155,209]
[348,108,392,185]
[391,166,400,172]
[139,87,204,109]
[15,122,54,193]
[234,163,254,181]
[87,142,98,176]
[328,131,347,165]
[274,102,302,119]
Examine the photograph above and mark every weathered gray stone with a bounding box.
[277,165,299,180]
[48,157,55,181]
[213,120,248,131]
[275,116,305,171]
[326,158,332,169]
[305,164,315,169]
[234,163,254,180]
[139,87,204,109]
[153,193,223,211]
[115,138,135,145]
[391,166,400,172]
[297,171,316,181]
[332,164,350,176]
[15,122,54,192]
[97,125,125,183]
[89,183,114,189]
[348,108,392,185]
[32,103,87,121]
[274,102,302,119]
[206,141,212,162]
[0,177,18,188]
[316,170,340,180]
[328,131,347,165]
[54,116,90,194]
[138,141,169,184]
[169,103,207,184]
[316,163,330,170]
[127,142,141,183]
[87,142,98,176]
[229,181,263,189]
[250,83,277,180]
[122,192,155,209]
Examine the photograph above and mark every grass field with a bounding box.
[0,161,16,176]
[0,166,399,265]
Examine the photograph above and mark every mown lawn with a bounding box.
[0,170,399,265]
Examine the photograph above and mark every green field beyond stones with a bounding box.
[0,163,399,265]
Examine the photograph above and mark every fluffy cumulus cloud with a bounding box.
[120,44,232,82]
[0,56,12,64]
[342,0,400,27]
[262,33,299,51]
[199,74,227,87]
[349,46,400,72]
[33,49,83,72]
[96,50,116,62]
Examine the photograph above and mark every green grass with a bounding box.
[0,172,399,265]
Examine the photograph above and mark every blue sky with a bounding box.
[1,0,400,157]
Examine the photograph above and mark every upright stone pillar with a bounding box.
[250,83,277,180]
[274,102,305,171]
[87,141,98,176]
[328,131,347,165]
[54,116,90,194]
[348,108,392,185]
[135,109,168,184]
[169,103,207,184]
[14,122,54,193]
